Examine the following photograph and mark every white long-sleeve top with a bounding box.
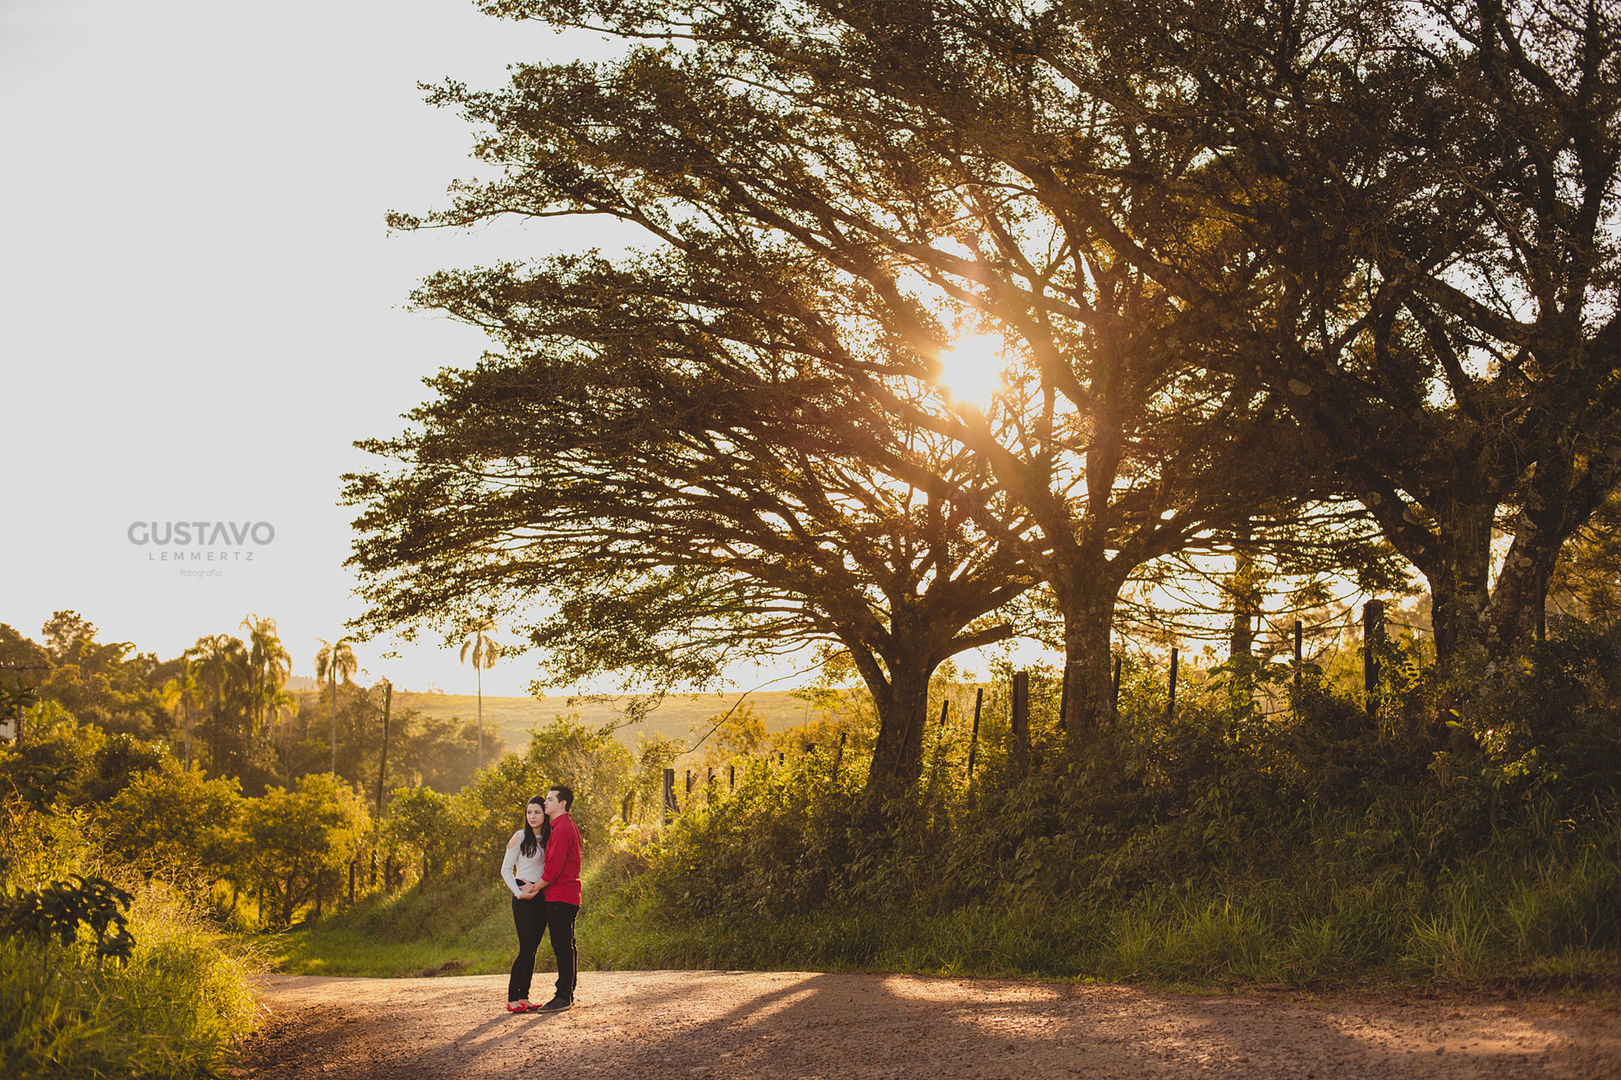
[501,830,547,898]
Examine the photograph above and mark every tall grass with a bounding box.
[0,802,261,1078]
[268,802,1621,992]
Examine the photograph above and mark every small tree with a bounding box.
[101,768,243,884]
[247,773,369,927]
[381,785,456,886]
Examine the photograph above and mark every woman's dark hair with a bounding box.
[520,795,544,858]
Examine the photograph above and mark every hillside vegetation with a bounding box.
[385,690,818,755]
[270,631,1621,991]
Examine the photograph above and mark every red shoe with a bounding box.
[506,1000,535,1013]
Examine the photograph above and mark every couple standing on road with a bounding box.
[501,785,582,1014]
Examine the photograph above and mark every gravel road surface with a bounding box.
[234,970,1621,1079]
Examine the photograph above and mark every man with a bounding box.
[532,784,581,1012]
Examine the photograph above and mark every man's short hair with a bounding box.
[549,784,574,811]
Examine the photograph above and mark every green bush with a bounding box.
[611,630,1621,986]
[0,797,259,1078]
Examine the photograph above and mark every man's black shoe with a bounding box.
[537,997,573,1013]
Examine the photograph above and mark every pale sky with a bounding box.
[0,0,635,695]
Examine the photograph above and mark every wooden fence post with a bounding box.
[967,687,984,779]
[1112,655,1122,718]
[1294,620,1304,696]
[1167,646,1179,723]
[1011,670,1030,758]
[663,767,678,824]
[1364,600,1385,717]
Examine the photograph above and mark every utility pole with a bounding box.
[375,679,393,817]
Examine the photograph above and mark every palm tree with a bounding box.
[160,654,206,769]
[190,634,251,774]
[242,614,292,738]
[459,623,503,773]
[314,636,357,775]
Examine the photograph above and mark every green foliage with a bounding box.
[444,718,630,877]
[627,733,684,826]
[0,704,96,809]
[0,875,135,964]
[0,797,258,1078]
[99,768,244,882]
[1448,619,1621,800]
[381,785,455,879]
[33,612,168,738]
[81,733,175,803]
[247,773,371,927]
[641,751,863,918]
[3,614,497,802]
[613,627,1621,986]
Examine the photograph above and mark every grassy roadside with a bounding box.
[261,649,1621,1000]
[261,862,667,979]
[260,844,1621,998]
[1,805,262,1079]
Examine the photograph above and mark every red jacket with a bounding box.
[542,813,582,905]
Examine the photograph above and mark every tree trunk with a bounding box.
[1050,563,1126,737]
[1483,444,1621,657]
[1423,520,1495,671]
[1229,530,1259,661]
[282,872,297,927]
[1483,541,1555,657]
[863,654,936,791]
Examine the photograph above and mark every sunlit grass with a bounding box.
[0,882,260,1079]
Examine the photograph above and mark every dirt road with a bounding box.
[236,971,1620,1079]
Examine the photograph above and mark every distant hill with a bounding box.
[387,689,821,752]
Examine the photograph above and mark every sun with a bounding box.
[935,333,1007,407]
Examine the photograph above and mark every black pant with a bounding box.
[546,900,580,1002]
[508,896,580,1002]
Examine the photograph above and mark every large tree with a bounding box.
[379,0,1338,737]
[346,251,1035,788]
[1022,0,1621,669]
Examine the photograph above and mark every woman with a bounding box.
[501,795,549,1012]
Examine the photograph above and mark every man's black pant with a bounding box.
[508,896,580,1003]
[546,900,580,1002]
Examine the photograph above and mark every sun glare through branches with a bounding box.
[935,333,1007,409]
